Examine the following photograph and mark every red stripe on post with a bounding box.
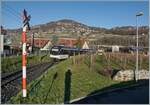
[22,78,26,89]
[22,32,26,43]
[22,55,27,66]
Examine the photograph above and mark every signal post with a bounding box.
[22,9,31,97]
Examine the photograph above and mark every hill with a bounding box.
[6,19,148,36]
[6,19,107,37]
[5,19,149,46]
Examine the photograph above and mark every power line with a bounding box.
[2,7,22,23]
[3,7,22,21]
[2,4,23,22]
[2,10,22,28]
[3,4,22,18]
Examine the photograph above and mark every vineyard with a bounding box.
[71,52,148,73]
[101,52,148,70]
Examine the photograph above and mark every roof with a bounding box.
[27,38,51,48]
[58,38,85,47]
[58,38,77,47]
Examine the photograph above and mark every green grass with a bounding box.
[1,54,51,74]
[9,54,149,104]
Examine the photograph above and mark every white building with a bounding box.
[82,41,89,49]
[112,45,119,52]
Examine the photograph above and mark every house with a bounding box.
[0,35,4,53]
[27,37,89,52]
[58,38,78,47]
[2,44,21,56]
[40,41,52,51]
[82,41,89,49]
[58,38,86,48]
[1,26,6,54]
[27,38,52,51]
[27,38,51,48]
[0,26,20,56]
[112,45,119,52]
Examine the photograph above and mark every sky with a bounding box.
[1,1,149,29]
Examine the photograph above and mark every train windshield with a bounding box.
[50,48,59,55]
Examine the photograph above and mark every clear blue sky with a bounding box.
[1,1,149,29]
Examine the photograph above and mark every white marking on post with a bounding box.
[23,25,27,32]
[22,66,26,78]
[23,89,27,97]
[22,43,26,55]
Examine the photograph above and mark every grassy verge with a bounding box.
[1,54,51,74]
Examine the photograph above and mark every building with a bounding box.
[58,38,85,48]
[27,38,51,49]
[27,37,88,52]
[82,41,89,49]
[1,26,7,54]
[40,41,52,51]
[112,45,120,52]
[1,26,23,56]
[27,38,52,53]
[58,38,77,47]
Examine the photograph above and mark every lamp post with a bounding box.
[135,12,144,82]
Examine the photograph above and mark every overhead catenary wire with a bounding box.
[2,7,23,28]
[2,6,22,22]
[4,4,22,17]
[2,10,22,24]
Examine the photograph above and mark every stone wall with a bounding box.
[113,70,149,81]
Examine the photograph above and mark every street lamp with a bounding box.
[135,12,144,82]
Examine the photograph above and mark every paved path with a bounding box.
[72,83,149,104]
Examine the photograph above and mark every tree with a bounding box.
[51,35,59,46]
[75,37,82,48]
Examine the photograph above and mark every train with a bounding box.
[50,45,95,60]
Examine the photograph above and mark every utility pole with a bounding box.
[22,9,31,97]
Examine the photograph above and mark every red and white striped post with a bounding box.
[22,9,30,97]
[22,26,27,97]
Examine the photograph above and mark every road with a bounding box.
[72,82,149,104]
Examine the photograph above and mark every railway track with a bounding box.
[1,61,57,104]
